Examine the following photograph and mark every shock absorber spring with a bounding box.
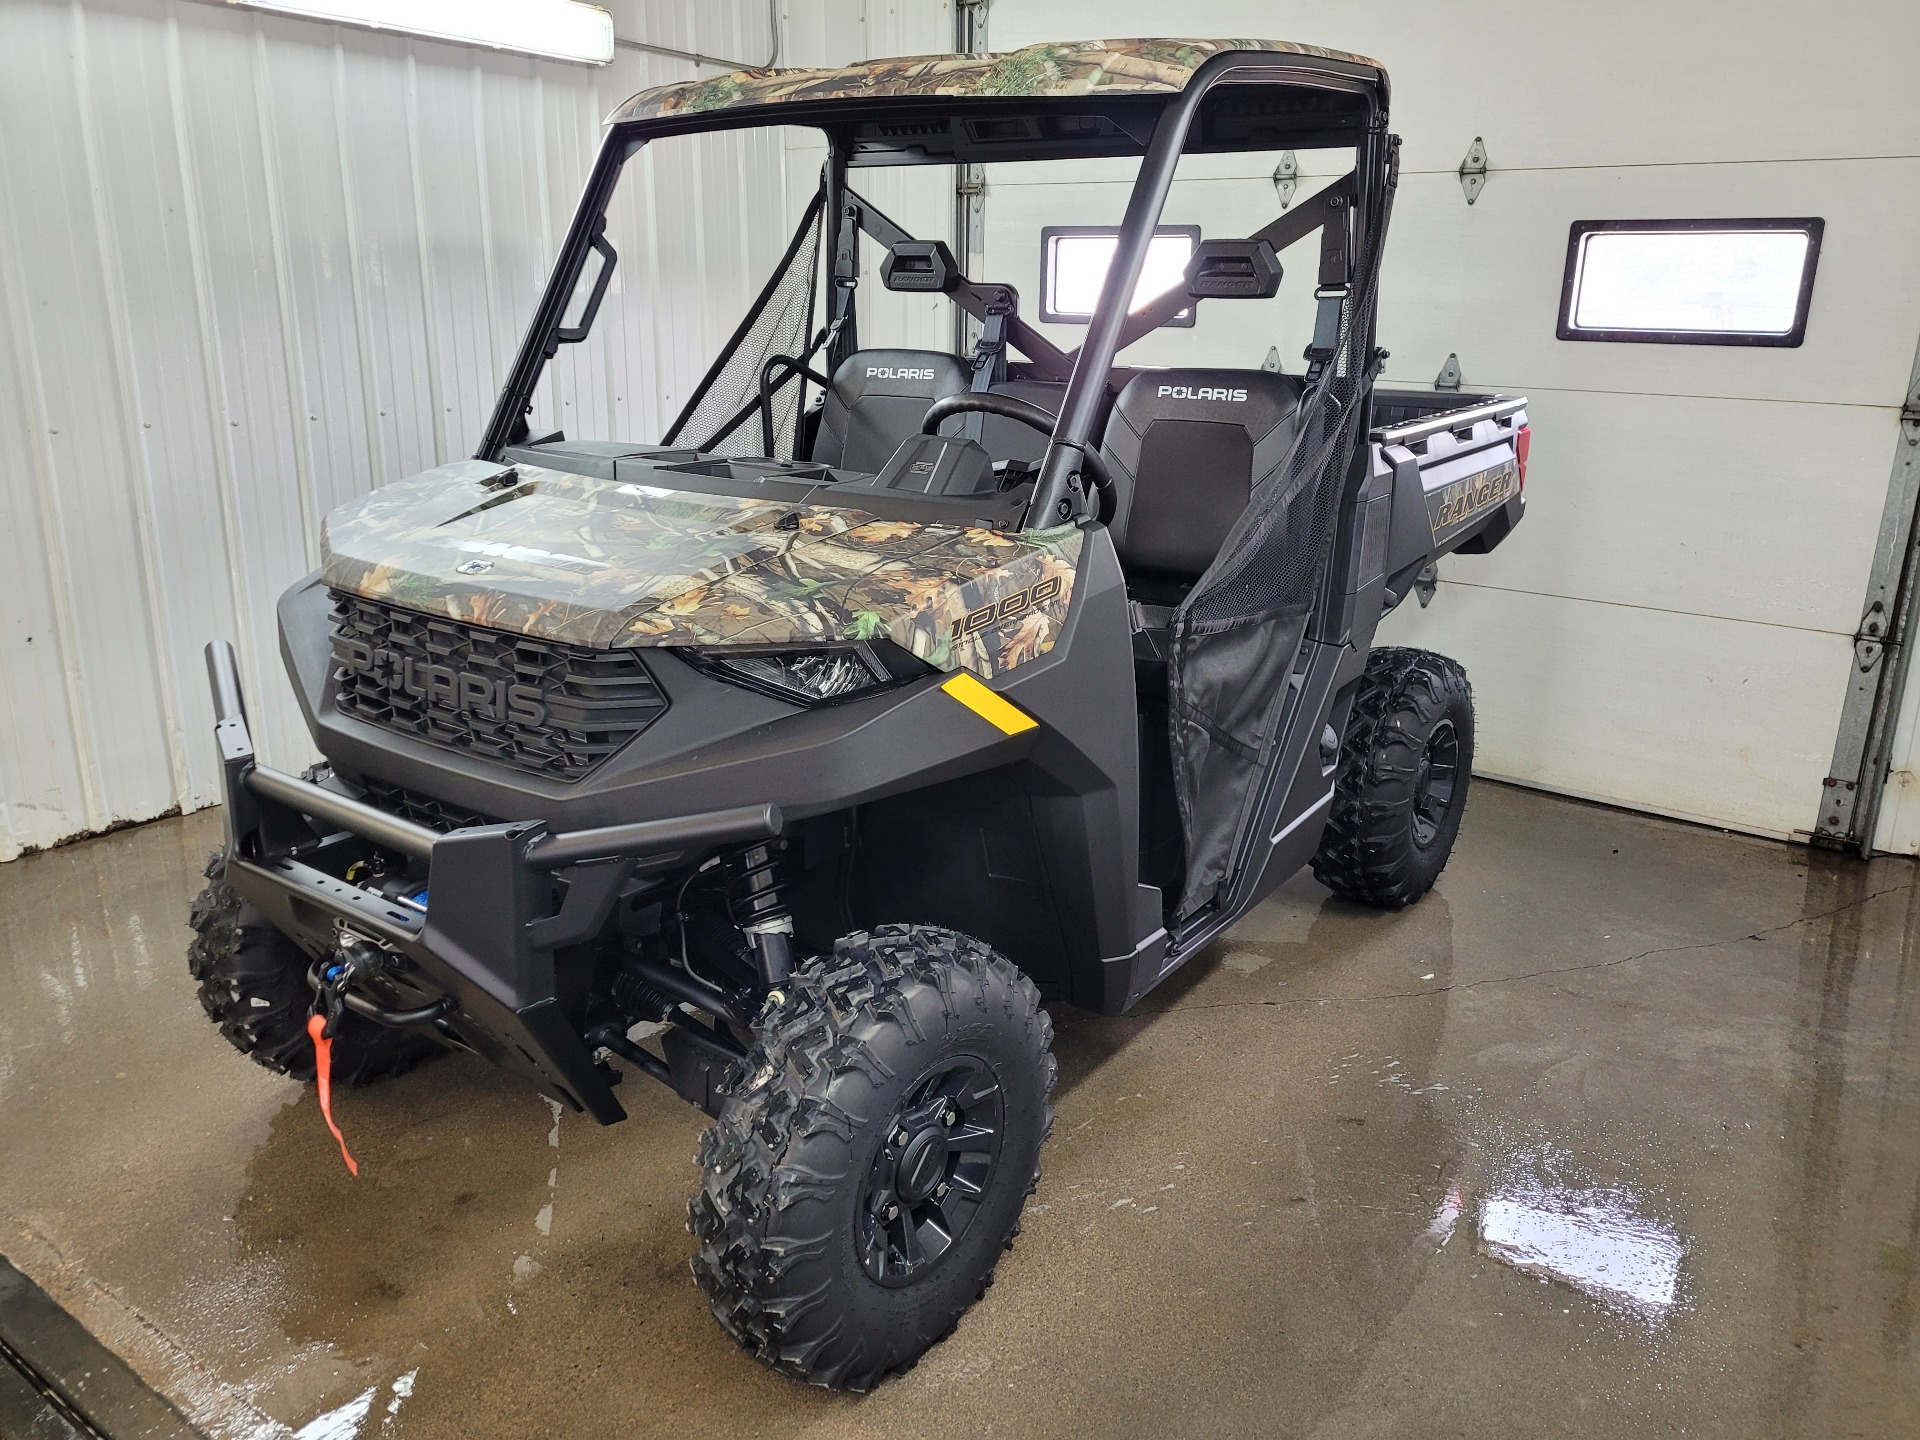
[724,840,793,990]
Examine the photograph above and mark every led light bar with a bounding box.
[225,0,616,65]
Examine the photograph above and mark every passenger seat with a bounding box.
[1098,369,1306,585]
[811,350,969,474]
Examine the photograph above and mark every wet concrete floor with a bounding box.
[2,782,1918,1437]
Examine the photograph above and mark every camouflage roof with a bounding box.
[607,38,1384,125]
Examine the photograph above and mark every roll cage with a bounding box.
[475,46,1394,535]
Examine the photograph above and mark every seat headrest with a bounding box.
[827,350,970,406]
[1106,369,1305,449]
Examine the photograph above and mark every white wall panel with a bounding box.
[0,0,866,860]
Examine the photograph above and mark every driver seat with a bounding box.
[811,350,969,474]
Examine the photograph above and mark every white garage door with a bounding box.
[986,1,1920,844]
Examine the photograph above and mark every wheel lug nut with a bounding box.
[942,1110,956,1127]
[886,1203,898,1219]
[895,1130,908,1144]
[936,1183,948,1198]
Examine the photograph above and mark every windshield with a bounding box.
[477,42,1387,499]
[506,128,1350,471]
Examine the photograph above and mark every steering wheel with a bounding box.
[919,392,1113,507]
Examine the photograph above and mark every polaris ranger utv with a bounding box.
[188,38,1529,1389]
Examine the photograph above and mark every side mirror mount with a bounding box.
[1186,239,1282,300]
[882,240,962,295]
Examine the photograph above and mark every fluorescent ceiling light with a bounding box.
[226,0,616,65]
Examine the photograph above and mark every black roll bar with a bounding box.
[757,354,833,456]
[1028,51,1386,528]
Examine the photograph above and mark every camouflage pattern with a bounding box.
[607,38,1384,124]
[321,460,1083,680]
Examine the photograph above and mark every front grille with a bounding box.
[358,778,494,833]
[329,592,669,780]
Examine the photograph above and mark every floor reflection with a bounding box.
[1771,853,1920,1437]
[1478,1155,1686,1322]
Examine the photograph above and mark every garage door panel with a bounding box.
[1380,583,1849,837]
[993,3,1920,175]
[1435,389,1894,635]
[990,160,1920,409]
[1374,162,1920,409]
[983,4,1916,847]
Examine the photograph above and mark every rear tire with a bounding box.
[187,852,440,1085]
[1312,647,1474,909]
[687,924,1054,1390]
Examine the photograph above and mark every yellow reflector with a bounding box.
[941,672,1038,736]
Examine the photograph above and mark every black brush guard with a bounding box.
[205,641,780,1123]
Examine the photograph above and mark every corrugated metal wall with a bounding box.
[0,0,949,861]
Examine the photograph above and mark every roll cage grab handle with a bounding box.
[476,51,1388,531]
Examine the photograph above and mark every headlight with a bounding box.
[682,642,930,707]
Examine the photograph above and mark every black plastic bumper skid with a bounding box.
[203,641,780,1122]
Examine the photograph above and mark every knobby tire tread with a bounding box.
[687,924,1054,1391]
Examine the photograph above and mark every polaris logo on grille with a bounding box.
[333,636,548,726]
[1158,384,1247,402]
[867,367,936,381]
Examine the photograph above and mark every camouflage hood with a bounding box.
[320,461,1083,680]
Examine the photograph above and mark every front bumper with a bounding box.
[206,641,779,1123]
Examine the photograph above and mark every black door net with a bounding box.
[1166,169,1397,919]
[663,184,826,459]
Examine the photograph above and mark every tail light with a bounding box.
[1515,423,1531,492]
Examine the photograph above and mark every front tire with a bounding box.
[688,925,1054,1390]
[187,852,441,1085]
[1312,647,1474,908]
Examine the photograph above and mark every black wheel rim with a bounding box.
[1412,719,1460,850]
[857,1056,1004,1287]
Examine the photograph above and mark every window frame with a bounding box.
[1038,223,1202,327]
[1555,217,1824,348]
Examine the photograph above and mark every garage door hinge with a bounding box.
[1458,137,1488,204]
[1854,599,1889,672]
[1813,772,1863,847]
[1272,151,1298,210]
[1816,599,1898,843]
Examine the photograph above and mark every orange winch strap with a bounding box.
[307,1013,359,1177]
